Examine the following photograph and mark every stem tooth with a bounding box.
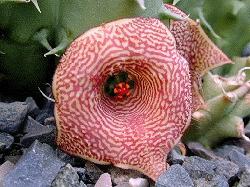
[242,134,250,142]
[231,1,244,16]
[33,29,53,51]
[173,0,181,5]
[30,0,41,13]
[197,7,220,39]
[134,0,146,10]
[224,93,238,103]
[192,111,207,121]
[159,5,188,20]
[44,28,69,57]
[38,87,55,103]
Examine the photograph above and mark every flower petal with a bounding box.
[53,17,192,180]
[165,4,232,111]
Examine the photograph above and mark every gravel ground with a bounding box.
[0,95,250,187]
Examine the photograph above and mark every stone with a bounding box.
[213,159,239,180]
[0,143,4,152]
[214,145,245,158]
[87,185,95,187]
[245,122,250,137]
[25,97,39,116]
[242,42,250,57]
[74,167,87,182]
[129,178,149,187]
[238,168,250,187]
[0,161,14,187]
[182,156,216,180]
[94,173,112,187]
[228,150,250,171]
[44,116,55,126]
[71,166,95,185]
[109,166,143,185]
[186,142,218,160]
[231,139,250,154]
[35,101,54,124]
[156,164,194,187]
[0,102,28,133]
[56,149,77,165]
[3,140,65,187]
[84,162,104,184]
[193,175,229,187]
[0,132,14,150]
[115,182,130,187]
[167,149,185,165]
[4,155,22,165]
[20,116,55,147]
[51,164,87,187]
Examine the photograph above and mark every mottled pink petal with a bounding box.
[166,4,232,111]
[53,17,192,180]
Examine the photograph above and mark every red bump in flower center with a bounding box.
[104,71,134,101]
[114,82,131,100]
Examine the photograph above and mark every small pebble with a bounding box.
[213,159,239,180]
[35,101,54,124]
[87,184,95,187]
[51,163,87,187]
[214,145,245,158]
[242,43,250,57]
[4,155,22,165]
[228,149,250,171]
[0,101,28,133]
[20,116,55,147]
[156,164,194,187]
[238,168,250,187]
[85,161,104,184]
[0,132,14,150]
[244,122,250,137]
[193,175,229,187]
[182,156,216,179]
[74,167,87,182]
[187,142,218,160]
[0,161,14,187]
[167,148,185,165]
[25,97,39,116]
[56,148,77,165]
[94,173,112,187]
[129,178,149,187]
[3,140,65,187]
[115,182,130,187]
[109,166,143,185]
[44,116,55,126]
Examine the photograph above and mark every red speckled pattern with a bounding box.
[53,18,191,181]
[166,4,232,111]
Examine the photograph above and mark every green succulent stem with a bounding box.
[0,0,28,3]
[196,115,244,148]
[184,57,250,148]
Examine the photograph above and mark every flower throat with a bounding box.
[104,71,135,101]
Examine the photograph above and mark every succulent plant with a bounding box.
[0,0,183,96]
[52,3,231,180]
[1,0,249,181]
[172,0,250,57]
[183,56,250,148]
[52,17,191,181]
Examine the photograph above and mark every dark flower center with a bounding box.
[104,71,134,101]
